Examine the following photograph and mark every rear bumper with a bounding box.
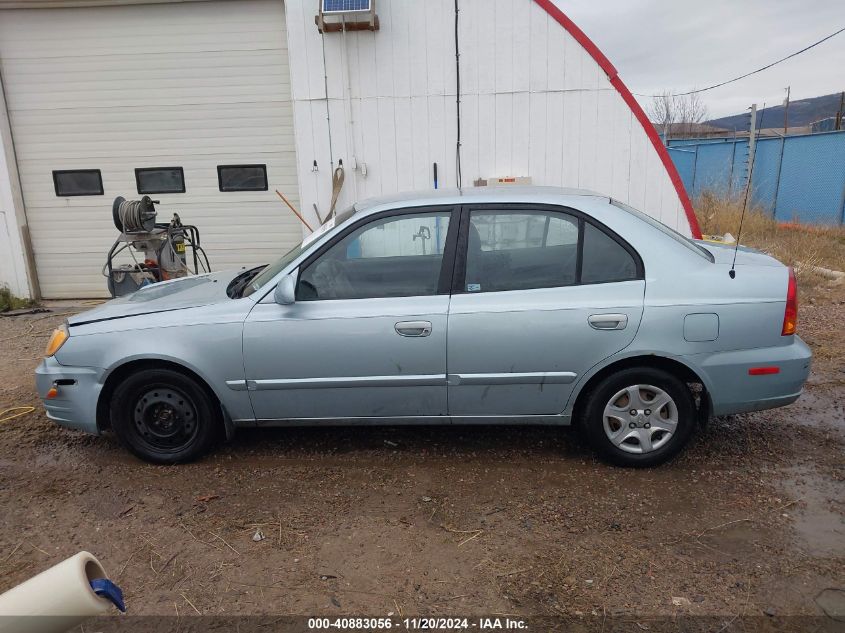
[690,336,812,416]
[35,357,105,435]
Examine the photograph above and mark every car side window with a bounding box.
[465,210,579,293]
[297,211,451,301]
[581,221,638,283]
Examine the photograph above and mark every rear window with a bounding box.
[611,200,713,262]
[581,222,638,283]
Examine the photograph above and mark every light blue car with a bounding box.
[36,188,811,466]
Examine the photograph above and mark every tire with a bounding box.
[581,367,696,467]
[110,368,221,464]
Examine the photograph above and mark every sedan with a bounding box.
[36,187,811,466]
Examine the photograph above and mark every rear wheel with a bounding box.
[110,368,220,464]
[581,367,696,467]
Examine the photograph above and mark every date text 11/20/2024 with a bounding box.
[307,617,528,630]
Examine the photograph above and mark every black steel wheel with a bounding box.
[110,368,220,464]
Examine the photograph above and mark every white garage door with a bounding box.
[0,0,300,298]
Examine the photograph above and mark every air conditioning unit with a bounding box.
[317,0,379,32]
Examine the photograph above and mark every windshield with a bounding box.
[242,241,306,298]
[610,200,714,262]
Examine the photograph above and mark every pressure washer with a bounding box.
[104,196,210,297]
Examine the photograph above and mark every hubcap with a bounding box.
[602,384,678,454]
[133,387,198,451]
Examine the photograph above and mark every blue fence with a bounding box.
[666,130,845,225]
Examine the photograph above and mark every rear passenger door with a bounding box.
[446,205,645,417]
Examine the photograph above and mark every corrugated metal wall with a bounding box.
[668,131,845,225]
[285,0,692,235]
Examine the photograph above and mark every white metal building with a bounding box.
[0,0,700,299]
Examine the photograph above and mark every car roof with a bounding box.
[351,186,609,215]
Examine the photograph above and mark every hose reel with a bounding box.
[112,195,158,233]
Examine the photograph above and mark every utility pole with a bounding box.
[783,86,790,135]
[747,104,758,190]
[836,91,844,131]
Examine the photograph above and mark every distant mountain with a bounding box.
[706,92,844,131]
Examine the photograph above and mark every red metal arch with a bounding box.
[533,0,702,238]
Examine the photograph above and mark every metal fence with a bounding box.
[666,130,845,225]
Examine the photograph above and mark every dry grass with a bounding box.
[694,192,845,297]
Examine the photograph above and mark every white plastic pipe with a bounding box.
[0,551,116,633]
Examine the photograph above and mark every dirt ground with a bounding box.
[0,287,843,625]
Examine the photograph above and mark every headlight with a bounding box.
[45,323,69,357]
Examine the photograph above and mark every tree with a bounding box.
[647,91,709,139]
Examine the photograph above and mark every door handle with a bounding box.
[588,314,628,330]
[395,321,432,337]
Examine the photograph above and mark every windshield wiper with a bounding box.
[227,266,267,299]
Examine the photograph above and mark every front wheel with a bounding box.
[581,367,696,467]
[110,368,220,464]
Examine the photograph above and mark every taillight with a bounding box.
[781,267,797,336]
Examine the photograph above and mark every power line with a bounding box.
[636,25,845,98]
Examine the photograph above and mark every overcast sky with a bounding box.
[557,0,845,120]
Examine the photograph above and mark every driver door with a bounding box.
[242,207,457,422]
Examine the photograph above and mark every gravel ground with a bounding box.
[0,290,842,623]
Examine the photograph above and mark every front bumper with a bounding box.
[691,336,812,416]
[35,357,106,435]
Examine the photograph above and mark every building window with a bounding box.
[217,164,268,192]
[52,169,103,196]
[135,167,185,194]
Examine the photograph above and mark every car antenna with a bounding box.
[730,103,762,279]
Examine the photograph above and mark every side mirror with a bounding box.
[274,271,297,305]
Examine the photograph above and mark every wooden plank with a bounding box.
[427,95,448,188]
[609,97,632,202]
[528,6,549,93]
[460,93,480,186]
[511,0,531,94]
[377,97,398,194]
[410,95,431,190]
[544,91,564,185]
[494,92,513,177]
[528,92,547,184]
[561,91,580,187]
[476,93,496,182]
[494,0,513,95]
[511,91,530,177]
[393,96,415,193]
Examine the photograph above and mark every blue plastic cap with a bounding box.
[90,578,126,612]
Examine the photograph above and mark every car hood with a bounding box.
[68,269,244,326]
[694,241,783,267]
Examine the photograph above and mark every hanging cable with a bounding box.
[320,27,335,169]
[454,0,462,191]
[636,25,845,98]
